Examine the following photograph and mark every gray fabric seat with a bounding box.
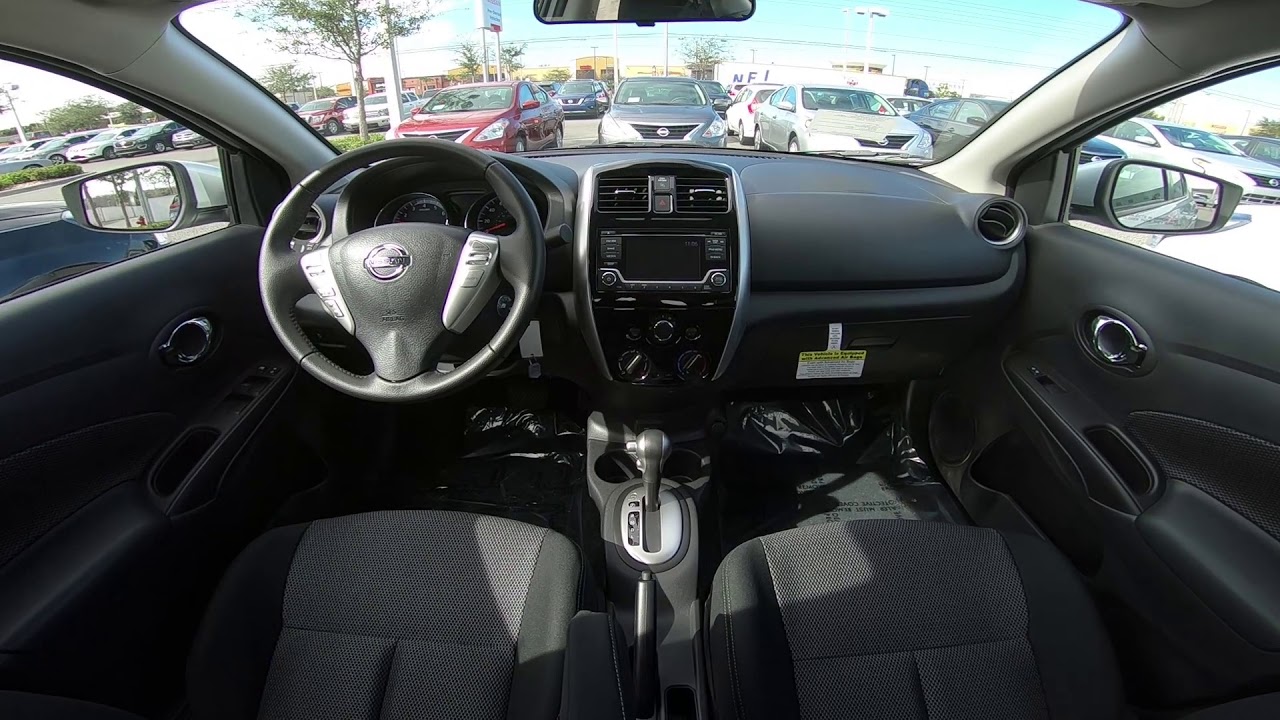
[187,510,586,720]
[707,520,1122,720]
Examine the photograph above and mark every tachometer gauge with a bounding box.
[376,193,450,225]
[469,194,517,236]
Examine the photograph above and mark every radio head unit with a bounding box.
[595,229,731,293]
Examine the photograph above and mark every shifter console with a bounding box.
[578,161,746,386]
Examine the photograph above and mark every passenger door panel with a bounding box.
[995,223,1280,700]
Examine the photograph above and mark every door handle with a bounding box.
[1089,315,1148,367]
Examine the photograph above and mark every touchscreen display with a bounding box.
[622,235,703,281]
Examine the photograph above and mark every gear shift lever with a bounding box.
[635,429,671,510]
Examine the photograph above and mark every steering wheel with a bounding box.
[259,139,544,403]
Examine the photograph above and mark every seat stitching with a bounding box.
[724,568,745,720]
[607,612,626,720]
[786,635,1029,662]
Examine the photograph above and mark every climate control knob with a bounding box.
[709,271,728,288]
[617,350,652,382]
[650,317,677,345]
[676,350,709,380]
[599,269,620,287]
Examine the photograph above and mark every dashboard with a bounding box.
[296,148,1026,400]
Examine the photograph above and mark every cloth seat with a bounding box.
[707,519,1122,720]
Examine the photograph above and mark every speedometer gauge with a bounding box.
[469,194,517,236]
[376,193,450,225]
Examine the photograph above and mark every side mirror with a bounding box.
[965,116,986,127]
[777,100,795,112]
[713,98,731,111]
[521,99,540,110]
[62,161,200,233]
[1134,135,1158,147]
[1074,159,1241,234]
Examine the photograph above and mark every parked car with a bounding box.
[0,141,54,172]
[599,77,726,147]
[554,79,611,117]
[172,128,212,149]
[113,120,187,156]
[65,127,141,162]
[1080,136,1127,163]
[1221,134,1280,167]
[697,80,733,117]
[907,97,1010,157]
[287,102,300,111]
[755,84,932,158]
[295,96,356,136]
[389,81,565,152]
[1097,118,1280,204]
[4,132,98,165]
[883,95,932,114]
[725,83,780,143]
[342,91,420,132]
[0,201,158,300]
[1156,204,1280,291]
[536,81,563,98]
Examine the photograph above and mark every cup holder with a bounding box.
[593,448,705,484]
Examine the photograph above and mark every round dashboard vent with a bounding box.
[294,205,326,245]
[976,198,1026,247]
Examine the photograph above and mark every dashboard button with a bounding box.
[654,194,673,213]
[600,270,620,287]
[685,326,701,340]
[709,271,728,287]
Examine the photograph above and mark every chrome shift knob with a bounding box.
[635,429,671,508]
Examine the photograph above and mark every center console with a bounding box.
[576,160,748,386]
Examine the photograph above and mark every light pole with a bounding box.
[0,84,26,142]
[841,9,851,72]
[854,6,889,74]
[592,46,599,80]
[663,24,669,76]
[890,54,896,75]
[923,65,930,82]
[614,25,621,85]
[384,0,405,130]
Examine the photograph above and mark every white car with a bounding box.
[342,91,420,132]
[1097,117,1280,204]
[882,95,932,114]
[1156,205,1280,291]
[725,83,781,144]
[754,84,933,159]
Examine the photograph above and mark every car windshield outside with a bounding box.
[177,0,1122,161]
[85,129,121,142]
[297,99,333,112]
[616,79,708,106]
[1153,124,1242,155]
[802,87,897,115]
[424,87,513,113]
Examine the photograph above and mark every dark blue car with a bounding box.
[553,80,611,117]
[0,202,158,300]
[1081,136,1126,163]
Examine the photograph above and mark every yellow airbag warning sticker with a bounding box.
[796,350,867,380]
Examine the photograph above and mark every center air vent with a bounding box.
[294,205,326,244]
[597,177,650,212]
[976,198,1025,247]
[675,177,730,213]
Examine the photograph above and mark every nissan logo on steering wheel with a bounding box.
[364,243,412,282]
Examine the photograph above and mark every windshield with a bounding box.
[298,100,333,112]
[0,143,31,156]
[616,79,707,106]
[1154,125,1242,155]
[179,0,1121,160]
[424,87,513,113]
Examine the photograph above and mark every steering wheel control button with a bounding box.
[363,243,412,282]
[443,232,502,333]
[300,248,355,335]
[650,318,677,345]
[600,269,620,287]
[709,271,728,288]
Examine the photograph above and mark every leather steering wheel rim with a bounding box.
[259,139,544,403]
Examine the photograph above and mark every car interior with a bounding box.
[4,1,1280,719]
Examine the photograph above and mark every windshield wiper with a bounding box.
[798,149,929,166]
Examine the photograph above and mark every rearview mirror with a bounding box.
[62,161,199,233]
[1070,159,1242,234]
[536,0,754,24]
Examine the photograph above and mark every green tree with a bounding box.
[1250,118,1280,139]
[314,86,338,99]
[932,83,961,99]
[111,101,152,125]
[42,96,113,134]
[240,0,433,141]
[1138,109,1166,121]
[259,62,316,96]
[455,40,484,82]
[500,42,527,80]
[678,37,730,80]
[543,68,571,84]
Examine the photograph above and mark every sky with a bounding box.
[5,0,1280,132]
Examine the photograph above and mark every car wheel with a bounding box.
[515,136,527,153]
[325,119,340,135]
[49,154,67,165]
[551,126,563,148]
[102,147,115,160]
[152,141,168,153]
[788,137,800,153]
[754,126,764,150]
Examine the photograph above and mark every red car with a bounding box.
[296,96,358,136]
[387,81,565,153]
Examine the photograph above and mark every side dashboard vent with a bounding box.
[597,177,650,212]
[675,177,730,213]
[294,205,326,245]
[976,198,1026,247]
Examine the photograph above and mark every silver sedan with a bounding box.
[754,84,933,159]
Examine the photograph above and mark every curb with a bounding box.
[0,173,83,199]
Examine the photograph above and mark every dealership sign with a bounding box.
[475,0,502,31]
